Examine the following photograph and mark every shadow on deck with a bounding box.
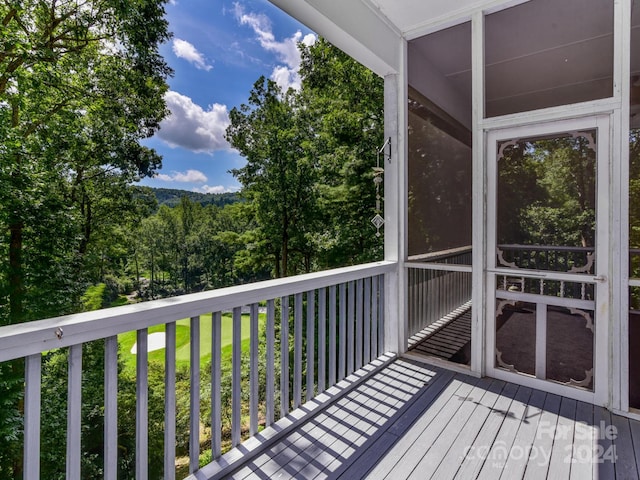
[211,358,640,480]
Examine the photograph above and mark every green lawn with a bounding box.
[118,312,264,371]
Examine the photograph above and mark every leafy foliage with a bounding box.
[498,135,597,248]
[0,0,171,476]
[225,39,384,277]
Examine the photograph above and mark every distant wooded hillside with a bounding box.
[151,187,241,208]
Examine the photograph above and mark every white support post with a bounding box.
[615,0,632,413]
[471,10,487,377]
[383,42,407,354]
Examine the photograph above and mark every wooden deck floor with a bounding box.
[223,358,640,480]
[408,307,472,363]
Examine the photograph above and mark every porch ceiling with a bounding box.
[268,0,519,75]
[365,0,518,36]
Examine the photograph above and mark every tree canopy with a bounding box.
[0,1,172,476]
[226,38,384,277]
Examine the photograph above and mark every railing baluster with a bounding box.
[232,307,242,447]
[318,288,326,393]
[414,269,419,335]
[250,303,259,436]
[105,336,118,480]
[266,300,275,426]
[24,354,41,480]
[371,277,378,358]
[211,313,222,458]
[165,323,176,480]
[328,285,337,387]
[409,269,414,335]
[356,279,363,370]
[418,269,423,333]
[338,283,347,381]
[294,292,303,409]
[306,290,315,402]
[280,296,290,417]
[347,281,355,374]
[136,330,148,480]
[426,270,433,330]
[364,277,371,364]
[189,316,200,473]
[67,344,82,480]
[379,275,385,353]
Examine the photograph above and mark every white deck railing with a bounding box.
[0,261,394,480]
[406,247,473,340]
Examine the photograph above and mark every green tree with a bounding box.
[299,38,384,267]
[0,0,170,325]
[0,0,171,476]
[226,77,318,277]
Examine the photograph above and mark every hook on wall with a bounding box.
[378,137,391,164]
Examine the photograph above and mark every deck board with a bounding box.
[569,401,594,480]
[522,393,561,480]
[594,407,616,480]
[429,379,508,480]
[219,359,640,480]
[611,413,640,480]
[498,388,547,480]
[405,376,495,478]
[546,397,577,480]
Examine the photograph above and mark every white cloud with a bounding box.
[193,184,241,194]
[172,38,213,71]
[157,91,230,153]
[233,3,316,91]
[155,169,208,183]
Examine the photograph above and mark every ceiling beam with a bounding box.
[268,0,401,76]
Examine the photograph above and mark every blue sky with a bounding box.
[139,0,316,193]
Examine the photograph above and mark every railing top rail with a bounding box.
[407,245,472,262]
[498,244,594,253]
[0,261,395,363]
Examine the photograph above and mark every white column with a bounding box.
[471,11,487,376]
[614,0,632,413]
[384,39,407,354]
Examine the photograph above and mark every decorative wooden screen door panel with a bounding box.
[485,116,610,405]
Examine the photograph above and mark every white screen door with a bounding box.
[485,116,610,405]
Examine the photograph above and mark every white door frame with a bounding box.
[484,115,611,406]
